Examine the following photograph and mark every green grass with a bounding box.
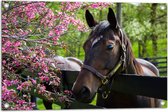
[90,94,97,105]
[162,100,167,108]
[37,98,60,110]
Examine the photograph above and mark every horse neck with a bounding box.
[126,58,143,75]
[124,39,143,75]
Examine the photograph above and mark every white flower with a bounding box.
[4,103,9,109]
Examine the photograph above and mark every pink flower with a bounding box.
[17,85,22,91]
[13,41,21,47]
[30,79,36,84]
[48,30,54,37]
[90,4,99,8]
[37,84,46,94]
[64,90,72,96]
[52,36,59,41]
[17,100,26,105]
[2,47,6,53]
[2,60,6,64]
[38,72,43,76]
[5,41,11,47]
[17,81,32,91]
[39,76,49,82]
[3,80,19,86]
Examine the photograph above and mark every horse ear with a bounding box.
[107,8,118,29]
[85,10,97,28]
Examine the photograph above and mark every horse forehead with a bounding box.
[92,20,110,33]
[90,25,117,46]
[90,33,116,47]
[90,35,104,47]
[85,21,117,48]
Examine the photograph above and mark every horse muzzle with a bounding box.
[72,84,95,103]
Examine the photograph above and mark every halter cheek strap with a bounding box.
[82,29,126,99]
[83,50,125,85]
[83,64,106,80]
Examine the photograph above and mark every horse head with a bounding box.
[72,8,127,103]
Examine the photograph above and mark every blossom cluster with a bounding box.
[89,2,112,9]
[61,2,82,11]
[2,84,35,110]
[2,38,61,110]
[2,1,112,110]
[2,1,89,46]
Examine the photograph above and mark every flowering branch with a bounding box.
[2,1,112,110]
[2,1,39,14]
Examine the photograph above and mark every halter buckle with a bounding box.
[102,91,110,99]
[102,78,109,85]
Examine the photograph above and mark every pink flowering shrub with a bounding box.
[2,84,36,110]
[2,1,112,110]
[89,2,112,9]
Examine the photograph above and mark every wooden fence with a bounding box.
[143,57,167,76]
[60,57,167,109]
[61,74,167,109]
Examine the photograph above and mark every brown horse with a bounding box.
[72,8,161,108]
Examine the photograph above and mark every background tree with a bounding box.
[122,3,167,57]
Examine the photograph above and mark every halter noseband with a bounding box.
[82,29,126,99]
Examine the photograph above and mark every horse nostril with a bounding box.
[80,86,90,98]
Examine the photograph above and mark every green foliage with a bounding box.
[122,3,167,57]
[122,3,167,41]
[132,38,167,58]
[51,3,167,59]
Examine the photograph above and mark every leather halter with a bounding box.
[82,29,126,99]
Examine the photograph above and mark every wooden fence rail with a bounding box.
[60,57,167,108]
[143,57,167,76]
[62,73,167,109]
[111,74,167,100]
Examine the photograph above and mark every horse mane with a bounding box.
[123,33,143,75]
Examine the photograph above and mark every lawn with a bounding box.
[37,98,61,110]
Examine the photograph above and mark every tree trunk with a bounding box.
[150,3,158,57]
[138,40,142,57]
[142,36,147,57]
[116,3,122,27]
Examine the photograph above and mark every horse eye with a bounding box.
[107,44,114,50]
